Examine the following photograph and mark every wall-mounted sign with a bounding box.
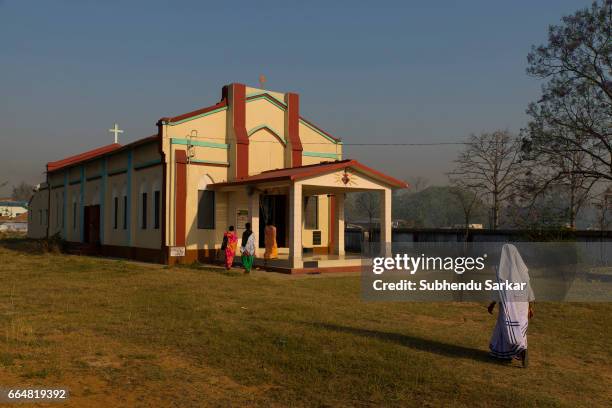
[236,209,249,230]
[170,246,186,257]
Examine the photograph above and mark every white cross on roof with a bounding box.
[108,123,123,144]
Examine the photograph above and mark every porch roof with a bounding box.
[211,159,408,189]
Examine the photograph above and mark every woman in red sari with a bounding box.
[222,226,238,270]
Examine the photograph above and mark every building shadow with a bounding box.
[302,321,498,364]
[0,235,46,254]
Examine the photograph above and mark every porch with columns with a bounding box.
[211,160,406,274]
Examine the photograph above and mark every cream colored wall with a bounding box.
[65,180,81,242]
[299,122,342,161]
[106,173,129,246]
[245,98,286,140]
[189,145,229,164]
[299,169,389,191]
[296,169,394,250]
[85,160,101,179]
[245,97,287,175]
[161,107,232,248]
[107,151,129,174]
[130,165,163,249]
[133,142,160,164]
[248,128,285,175]
[245,86,285,103]
[40,139,163,249]
[165,109,228,141]
[159,85,347,254]
[183,163,229,250]
[302,156,333,166]
[48,188,62,236]
[26,187,48,239]
[301,194,329,249]
[226,189,250,238]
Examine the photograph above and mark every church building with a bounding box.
[28,83,406,272]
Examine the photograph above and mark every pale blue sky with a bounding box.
[0,0,591,194]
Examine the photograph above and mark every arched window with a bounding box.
[197,175,215,230]
[112,186,118,229]
[55,192,60,227]
[61,191,65,228]
[151,179,161,230]
[139,180,148,230]
[72,195,78,231]
[121,185,127,230]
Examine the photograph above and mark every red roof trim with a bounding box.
[158,99,227,124]
[211,159,407,188]
[46,134,159,173]
[47,144,121,172]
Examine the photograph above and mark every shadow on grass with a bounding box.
[0,235,46,254]
[172,262,245,277]
[304,321,500,364]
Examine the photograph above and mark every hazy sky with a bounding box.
[0,0,591,196]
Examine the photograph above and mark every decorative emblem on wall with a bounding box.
[335,168,357,186]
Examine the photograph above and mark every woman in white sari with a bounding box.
[487,244,535,367]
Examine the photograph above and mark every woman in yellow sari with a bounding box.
[264,221,278,269]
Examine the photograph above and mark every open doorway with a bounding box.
[259,194,287,248]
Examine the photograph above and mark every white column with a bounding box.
[380,188,392,253]
[334,193,345,256]
[248,191,260,255]
[289,183,303,268]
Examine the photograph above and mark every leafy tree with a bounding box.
[523,0,611,182]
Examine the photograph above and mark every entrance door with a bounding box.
[83,205,101,245]
[259,195,287,248]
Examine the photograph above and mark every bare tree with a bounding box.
[521,134,597,228]
[449,185,481,239]
[355,192,380,237]
[592,186,612,230]
[449,131,523,229]
[11,182,34,202]
[406,176,429,194]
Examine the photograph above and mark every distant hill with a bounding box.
[393,186,487,228]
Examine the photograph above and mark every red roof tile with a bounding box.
[46,134,160,173]
[158,100,228,124]
[47,143,122,172]
[211,159,407,188]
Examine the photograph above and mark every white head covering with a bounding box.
[489,244,534,358]
[496,244,534,302]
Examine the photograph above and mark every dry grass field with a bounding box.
[0,236,611,407]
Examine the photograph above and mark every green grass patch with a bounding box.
[0,237,610,407]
